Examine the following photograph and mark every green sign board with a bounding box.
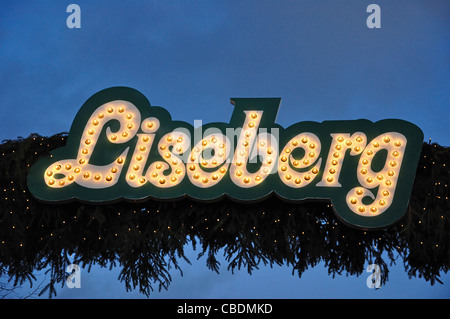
[27,87,424,229]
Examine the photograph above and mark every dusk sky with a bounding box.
[1,1,449,298]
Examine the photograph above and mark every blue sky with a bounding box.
[1,1,449,298]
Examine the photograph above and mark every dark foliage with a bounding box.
[0,133,448,297]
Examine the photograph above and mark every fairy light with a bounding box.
[345,132,407,216]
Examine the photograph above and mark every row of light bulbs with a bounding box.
[41,101,409,217]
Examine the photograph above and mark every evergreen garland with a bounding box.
[0,133,448,297]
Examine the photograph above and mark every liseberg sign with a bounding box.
[27,87,424,229]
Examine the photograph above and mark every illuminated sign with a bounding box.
[27,87,424,229]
